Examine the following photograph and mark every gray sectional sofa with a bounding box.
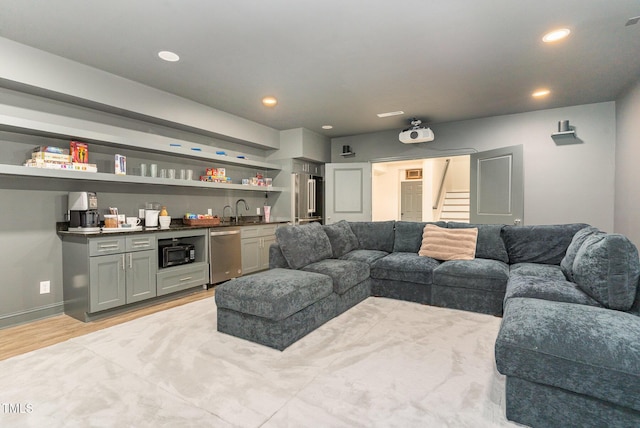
[215,220,640,427]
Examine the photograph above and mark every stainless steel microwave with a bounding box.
[159,243,195,268]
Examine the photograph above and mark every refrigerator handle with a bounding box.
[308,179,316,214]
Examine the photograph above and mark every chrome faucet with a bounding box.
[222,205,233,223]
[235,199,249,223]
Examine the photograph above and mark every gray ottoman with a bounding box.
[496,297,640,427]
[215,268,337,350]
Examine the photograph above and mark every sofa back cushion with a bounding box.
[394,221,447,253]
[323,220,359,258]
[447,222,508,263]
[501,223,589,265]
[560,226,600,281]
[572,233,640,310]
[275,222,333,269]
[419,224,478,261]
[348,221,395,253]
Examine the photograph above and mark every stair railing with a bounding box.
[433,159,451,210]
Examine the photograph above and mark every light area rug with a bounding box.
[0,296,520,427]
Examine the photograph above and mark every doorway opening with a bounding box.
[372,156,470,222]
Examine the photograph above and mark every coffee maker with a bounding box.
[68,191,100,232]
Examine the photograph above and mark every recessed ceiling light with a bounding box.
[542,28,571,43]
[262,96,278,107]
[322,125,333,130]
[158,50,180,62]
[532,89,551,98]
[377,110,405,118]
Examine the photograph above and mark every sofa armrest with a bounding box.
[269,242,290,269]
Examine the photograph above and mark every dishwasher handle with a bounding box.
[210,229,241,237]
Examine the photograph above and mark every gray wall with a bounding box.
[332,102,616,231]
[615,77,640,247]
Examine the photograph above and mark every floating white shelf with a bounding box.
[0,106,281,171]
[0,164,284,192]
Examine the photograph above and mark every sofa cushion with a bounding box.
[340,249,389,264]
[447,222,509,263]
[370,252,440,285]
[560,226,600,281]
[323,220,359,258]
[496,298,640,412]
[572,233,640,310]
[419,224,478,261]
[303,259,369,295]
[509,263,566,281]
[393,221,447,253]
[433,258,509,292]
[348,221,395,253]
[214,268,333,321]
[501,223,589,265]
[275,222,333,269]
[505,275,602,307]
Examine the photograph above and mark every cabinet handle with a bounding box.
[129,253,133,269]
[122,254,126,270]
[101,244,120,249]
[179,276,193,282]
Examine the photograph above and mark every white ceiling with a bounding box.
[1,0,639,138]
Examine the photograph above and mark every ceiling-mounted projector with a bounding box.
[399,118,434,143]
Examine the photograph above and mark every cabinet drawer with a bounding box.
[241,224,278,238]
[126,234,156,251]
[156,262,208,296]
[89,237,125,256]
[258,225,278,236]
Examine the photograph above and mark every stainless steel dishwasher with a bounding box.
[209,227,242,284]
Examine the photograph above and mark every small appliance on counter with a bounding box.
[159,241,195,268]
[144,202,161,228]
[68,191,101,232]
[145,209,160,228]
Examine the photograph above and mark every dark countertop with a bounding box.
[57,219,289,237]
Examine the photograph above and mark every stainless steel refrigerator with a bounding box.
[293,173,323,224]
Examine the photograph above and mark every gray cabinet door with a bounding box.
[89,253,126,312]
[470,145,524,225]
[260,235,276,271]
[125,249,156,304]
[241,237,261,274]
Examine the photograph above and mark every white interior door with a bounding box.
[325,162,372,224]
[470,145,524,225]
[401,181,423,221]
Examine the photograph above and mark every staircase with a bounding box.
[439,191,470,223]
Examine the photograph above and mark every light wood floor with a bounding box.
[0,288,216,361]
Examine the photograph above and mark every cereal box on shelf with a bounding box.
[205,167,226,178]
[70,141,89,163]
[115,154,126,175]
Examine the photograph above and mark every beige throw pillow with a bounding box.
[419,224,478,261]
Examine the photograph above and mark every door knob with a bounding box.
[513,218,522,225]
